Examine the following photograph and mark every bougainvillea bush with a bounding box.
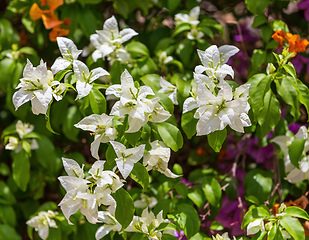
[1,0,309,239]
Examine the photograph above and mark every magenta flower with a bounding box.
[298,0,309,21]
[291,54,309,74]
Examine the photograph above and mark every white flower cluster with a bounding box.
[5,120,38,152]
[106,69,171,133]
[131,208,171,240]
[58,158,123,224]
[90,16,138,63]
[13,37,109,115]
[183,45,251,135]
[26,210,58,240]
[212,232,242,240]
[272,126,309,183]
[174,6,204,40]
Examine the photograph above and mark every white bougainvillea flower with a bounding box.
[158,78,178,105]
[13,59,54,115]
[16,120,34,138]
[76,187,116,224]
[51,37,82,74]
[74,113,117,159]
[212,232,231,240]
[73,61,109,99]
[90,16,138,62]
[158,51,173,65]
[95,210,122,240]
[51,82,67,101]
[143,140,179,178]
[5,120,38,152]
[194,81,251,135]
[107,70,170,133]
[272,126,309,182]
[26,210,58,240]
[247,218,265,235]
[187,28,204,40]
[195,45,239,80]
[134,194,158,209]
[88,161,124,192]
[62,157,85,178]
[132,208,170,240]
[110,141,145,179]
[58,176,90,224]
[175,6,200,26]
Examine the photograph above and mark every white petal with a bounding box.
[51,57,71,74]
[12,89,32,110]
[91,135,103,160]
[218,45,239,64]
[89,67,109,83]
[62,158,84,178]
[76,81,93,99]
[119,28,138,43]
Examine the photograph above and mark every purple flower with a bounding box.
[246,137,274,169]
[298,0,309,21]
[288,122,303,134]
[174,229,188,240]
[215,196,246,236]
[291,54,309,74]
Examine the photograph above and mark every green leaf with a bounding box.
[78,8,97,37]
[45,100,59,135]
[283,64,297,80]
[251,230,268,240]
[0,224,21,240]
[261,25,273,43]
[162,234,178,240]
[157,123,183,152]
[207,128,227,152]
[54,70,71,82]
[35,135,57,174]
[244,169,273,203]
[130,162,149,190]
[62,106,82,142]
[0,181,16,205]
[127,42,149,57]
[284,206,309,220]
[125,131,141,146]
[173,23,192,37]
[113,0,130,18]
[0,205,16,227]
[188,186,206,209]
[245,0,271,15]
[280,215,305,240]
[251,49,266,73]
[175,182,188,199]
[271,20,289,32]
[168,204,200,238]
[162,0,181,12]
[12,150,30,191]
[288,138,306,168]
[112,188,135,230]
[248,74,272,120]
[89,88,106,114]
[268,224,283,240]
[202,177,222,207]
[257,89,281,138]
[181,111,198,139]
[140,74,161,92]
[276,78,300,120]
[296,79,309,118]
[252,15,268,28]
[241,206,270,229]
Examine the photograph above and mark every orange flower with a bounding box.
[49,25,69,41]
[46,0,63,11]
[29,0,70,41]
[29,3,48,20]
[272,30,309,56]
[272,30,286,47]
[41,12,63,29]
